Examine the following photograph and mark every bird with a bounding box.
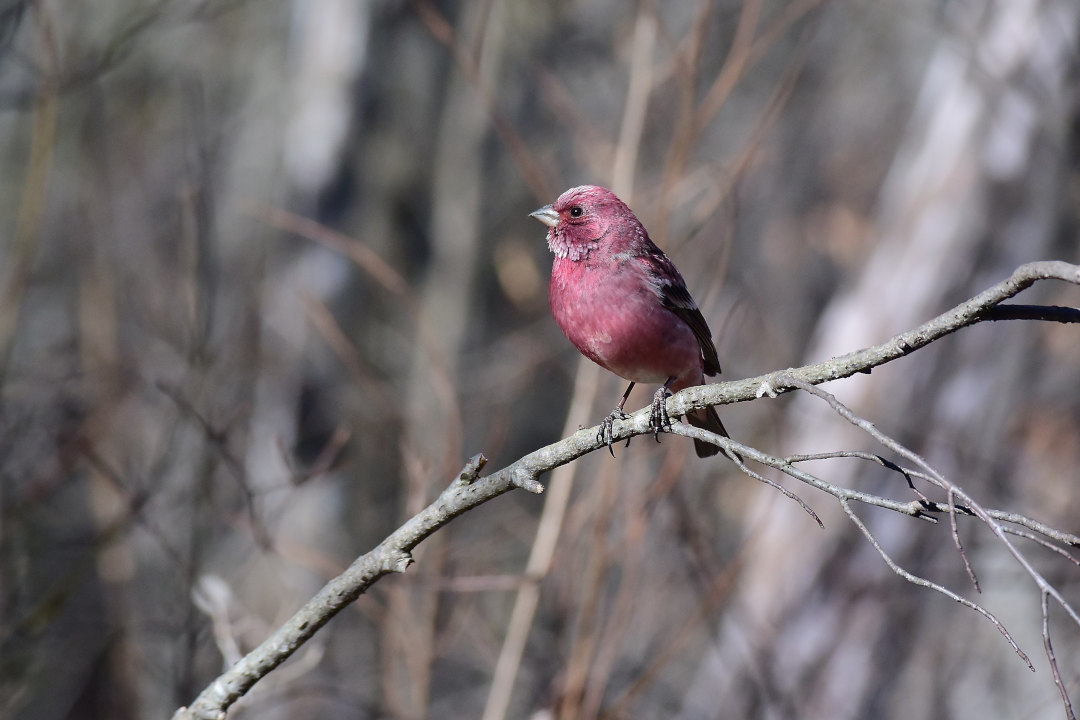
[529,184,731,458]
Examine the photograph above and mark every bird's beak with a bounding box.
[529,204,559,228]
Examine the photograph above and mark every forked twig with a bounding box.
[840,498,1031,669]
[776,376,1077,710]
[731,452,823,528]
[1002,527,1080,567]
[777,375,1080,619]
[948,487,982,593]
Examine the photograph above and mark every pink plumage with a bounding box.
[531,185,730,458]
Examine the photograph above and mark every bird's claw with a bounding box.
[598,409,631,457]
[649,387,672,442]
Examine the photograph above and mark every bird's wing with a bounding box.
[637,246,722,377]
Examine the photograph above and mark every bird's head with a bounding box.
[529,185,637,261]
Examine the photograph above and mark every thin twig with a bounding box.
[731,453,823,528]
[785,450,931,505]
[779,450,1080,547]
[774,375,1080,719]
[1001,527,1080,567]
[840,499,1032,670]
[948,487,981,593]
[670,424,939,523]
[1043,590,1078,720]
[408,0,553,200]
[777,375,1080,630]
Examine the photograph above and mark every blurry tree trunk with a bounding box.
[382,3,508,718]
[680,1,1079,717]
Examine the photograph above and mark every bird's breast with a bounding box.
[549,257,700,384]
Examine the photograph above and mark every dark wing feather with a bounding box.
[637,245,722,377]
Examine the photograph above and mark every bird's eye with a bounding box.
[569,206,584,218]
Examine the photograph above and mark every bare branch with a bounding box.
[774,376,1078,713]
[840,499,1033,670]
[654,261,1080,424]
[774,375,1080,628]
[173,261,1080,720]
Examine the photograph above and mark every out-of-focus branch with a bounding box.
[480,362,600,720]
[409,0,554,201]
[173,260,1079,720]
[484,4,659,716]
[252,203,464,453]
[0,4,57,384]
[173,453,536,720]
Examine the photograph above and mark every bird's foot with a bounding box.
[598,409,632,457]
[649,387,673,442]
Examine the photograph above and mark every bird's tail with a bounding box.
[686,405,735,459]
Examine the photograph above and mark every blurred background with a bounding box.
[1,0,1078,718]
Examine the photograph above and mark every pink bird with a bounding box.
[530,184,731,458]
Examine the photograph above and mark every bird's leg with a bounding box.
[599,382,635,457]
[650,377,676,442]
